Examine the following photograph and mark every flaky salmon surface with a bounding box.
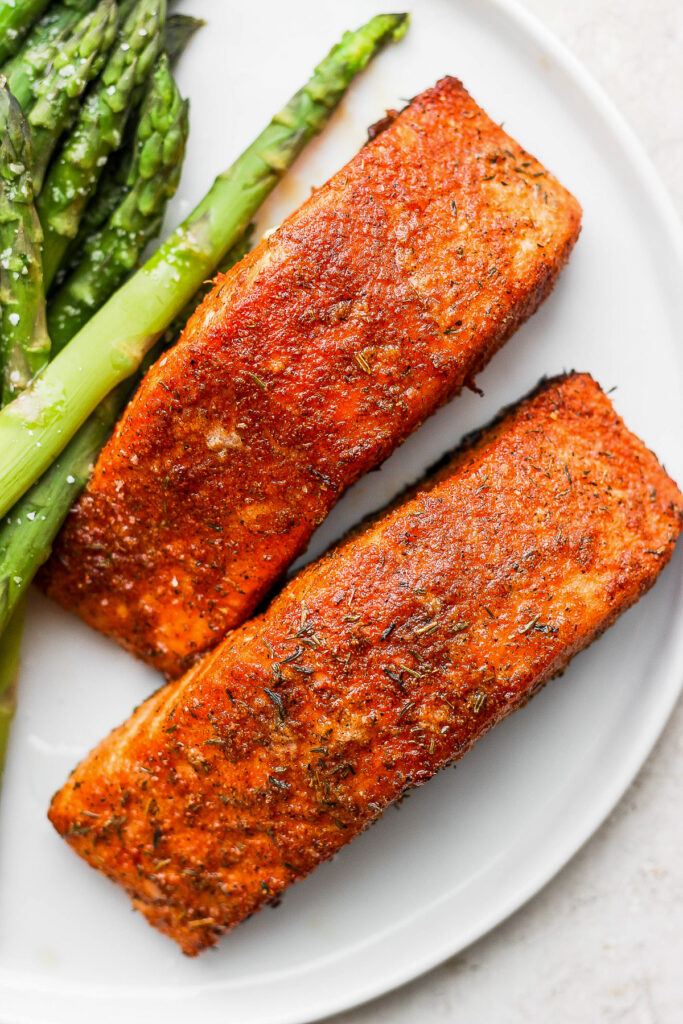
[40,77,582,678]
[49,374,683,956]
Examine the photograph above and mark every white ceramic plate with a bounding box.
[1,1,682,1021]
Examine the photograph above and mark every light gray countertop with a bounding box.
[326,2,683,1021]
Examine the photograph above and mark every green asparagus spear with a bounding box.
[0,231,250,640]
[38,0,167,288]
[164,12,205,67]
[26,0,119,192]
[58,148,129,278]
[1,1,99,111]
[0,77,49,787]
[0,0,51,64]
[0,13,409,518]
[59,8,201,281]
[47,54,189,352]
[0,80,50,406]
[0,597,25,787]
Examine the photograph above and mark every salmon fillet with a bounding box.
[40,76,582,678]
[49,374,683,955]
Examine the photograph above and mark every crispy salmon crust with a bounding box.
[49,374,682,956]
[40,77,582,679]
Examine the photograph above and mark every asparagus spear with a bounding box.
[57,149,129,279]
[38,0,167,288]
[0,597,25,787]
[59,7,202,279]
[164,12,205,67]
[0,13,409,518]
[26,0,119,192]
[0,0,51,64]
[0,80,50,405]
[1,0,99,111]
[0,78,48,786]
[0,232,250,640]
[47,54,189,352]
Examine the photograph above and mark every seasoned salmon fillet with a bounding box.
[40,76,582,679]
[49,374,682,955]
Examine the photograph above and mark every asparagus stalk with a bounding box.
[1,0,99,111]
[38,0,167,287]
[0,233,251,640]
[57,150,128,279]
[0,0,51,64]
[47,54,189,352]
[26,0,119,192]
[0,13,409,518]
[164,12,205,67]
[59,143,130,278]
[0,77,49,786]
[59,7,202,279]
[0,80,50,405]
[0,597,25,787]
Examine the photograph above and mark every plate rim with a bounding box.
[2,0,683,1021]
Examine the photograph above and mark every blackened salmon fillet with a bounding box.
[48,373,682,955]
[40,77,582,678]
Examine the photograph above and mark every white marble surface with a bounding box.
[325,2,683,1022]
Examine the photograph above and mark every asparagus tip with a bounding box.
[370,12,411,41]
[390,13,410,39]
